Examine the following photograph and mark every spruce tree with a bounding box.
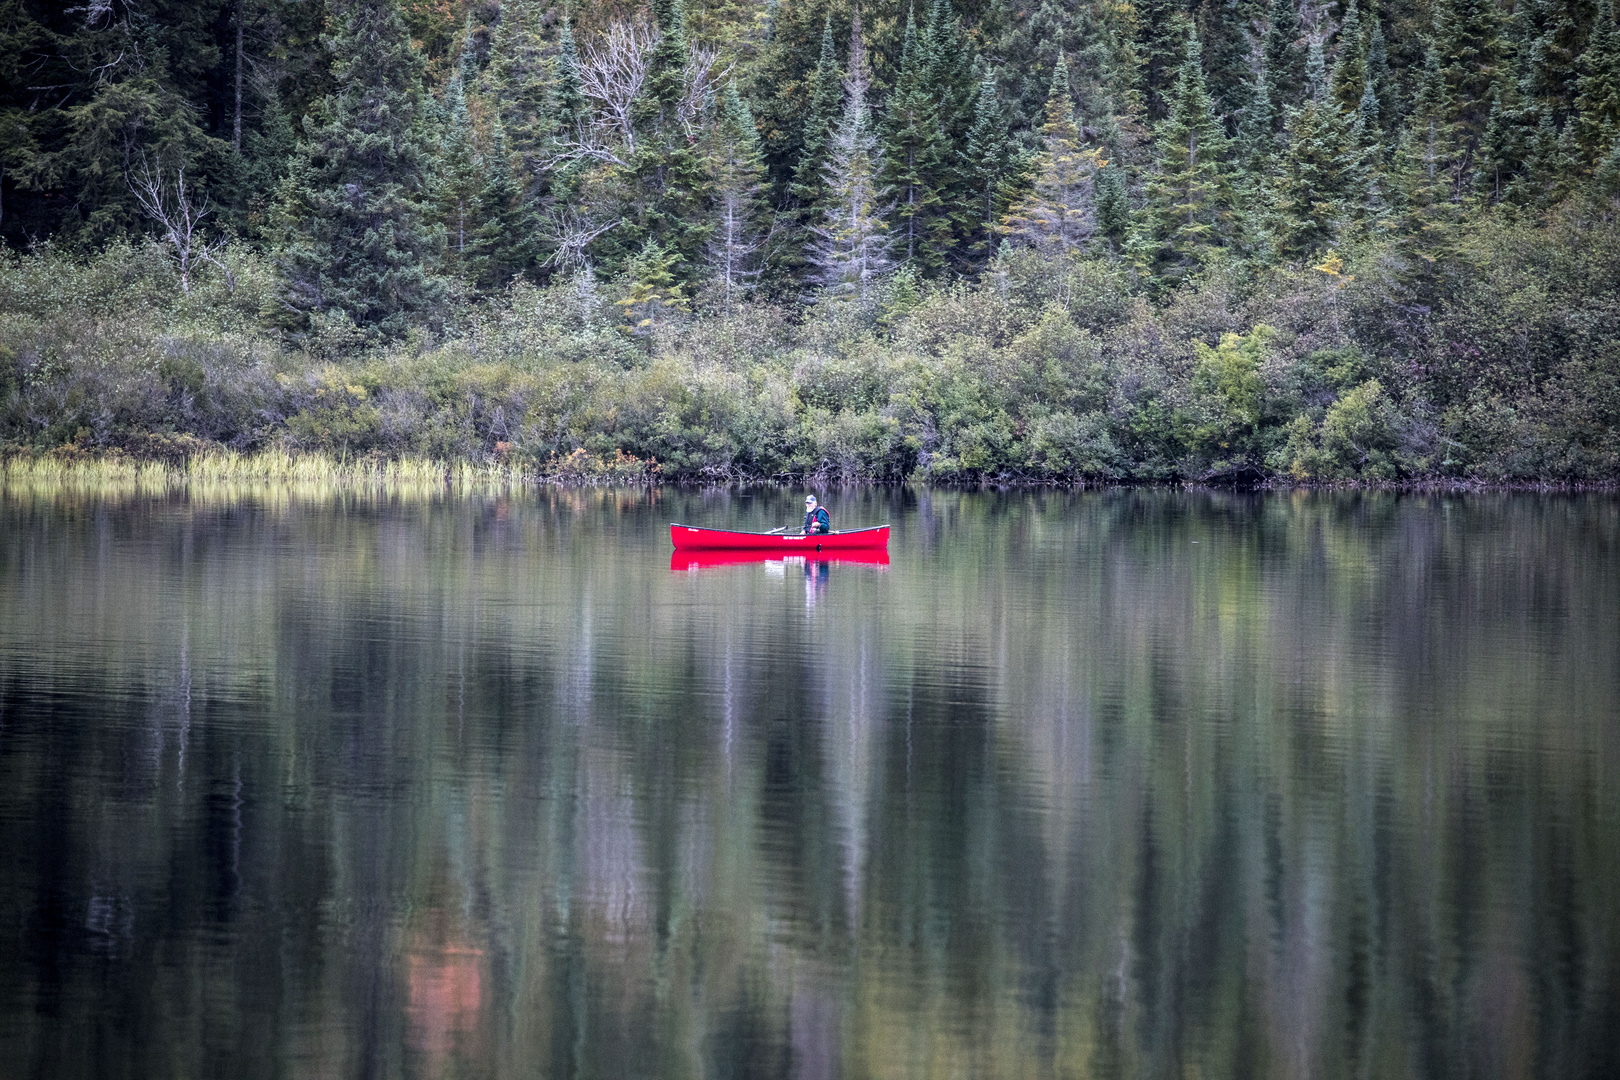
[472,121,543,288]
[1144,30,1231,283]
[1434,0,1507,147]
[273,0,445,338]
[964,72,1015,260]
[705,80,768,310]
[556,15,586,130]
[1261,0,1306,126]
[1330,0,1367,113]
[1273,95,1364,259]
[618,238,690,344]
[1199,0,1257,128]
[1364,19,1397,133]
[1390,45,1464,263]
[1095,159,1130,251]
[482,0,557,170]
[437,29,483,269]
[1576,0,1620,160]
[1136,0,1189,122]
[1001,55,1104,257]
[792,16,843,219]
[882,6,950,273]
[808,14,893,303]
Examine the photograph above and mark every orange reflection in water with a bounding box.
[405,912,489,1071]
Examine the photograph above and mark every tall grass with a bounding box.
[0,446,659,504]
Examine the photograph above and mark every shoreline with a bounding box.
[4,449,1617,496]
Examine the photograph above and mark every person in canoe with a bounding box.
[803,494,830,535]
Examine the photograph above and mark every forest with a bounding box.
[1,0,1618,483]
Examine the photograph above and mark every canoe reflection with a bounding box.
[669,548,890,572]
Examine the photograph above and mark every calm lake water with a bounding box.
[1,486,1618,1080]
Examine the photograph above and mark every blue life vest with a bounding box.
[803,506,830,534]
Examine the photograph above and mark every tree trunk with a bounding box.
[234,0,244,153]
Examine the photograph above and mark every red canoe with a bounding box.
[669,523,890,552]
[671,548,890,571]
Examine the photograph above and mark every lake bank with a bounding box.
[5,447,1618,498]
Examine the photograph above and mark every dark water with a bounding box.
[1,486,1618,1080]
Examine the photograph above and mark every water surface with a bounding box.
[1,486,1618,1079]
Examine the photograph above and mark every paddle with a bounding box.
[766,525,788,534]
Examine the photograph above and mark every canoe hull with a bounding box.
[670,523,889,552]
[671,548,890,572]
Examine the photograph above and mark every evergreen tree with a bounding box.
[791,16,843,218]
[556,15,586,129]
[1577,0,1620,160]
[808,13,892,303]
[646,0,691,127]
[472,120,543,288]
[1199,0,1257,128]
[1273,95,1365,259]
[1434,0,1507,149]
[964,71,1015,260]
[618,238,690,343]
[1390,44,1464,263]
[882,6,950,272]
[1095,158,1130,250]
[1136,0,1189,122]
[705,80,768,310]
[1305,36,1329,102]
[1330,0,1367,113]
[1261,0,1306,127]
[437,29,483,268]
[1001,55,1104,257]
[1144,30,1231,283]
[482,0,557,170]
[273,0,445,338]
[1365,19,1397,132]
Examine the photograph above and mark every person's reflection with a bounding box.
[805,559,829,610]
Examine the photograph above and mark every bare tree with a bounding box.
[127,154,232,294]
[540,209,618,274]
[678,42,727,132]
[554,19,728,167]
[577,19,657,156]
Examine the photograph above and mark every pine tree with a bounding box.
[808,13,892,303]
[273,0,445,338]
[1001,56,1105,257]
[705,80,768,310]
[964,71,1015,260]
[881,5,950,273]
[791,16,843,218]
[1144,30,1231,283]
[1577,0,1620,160]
